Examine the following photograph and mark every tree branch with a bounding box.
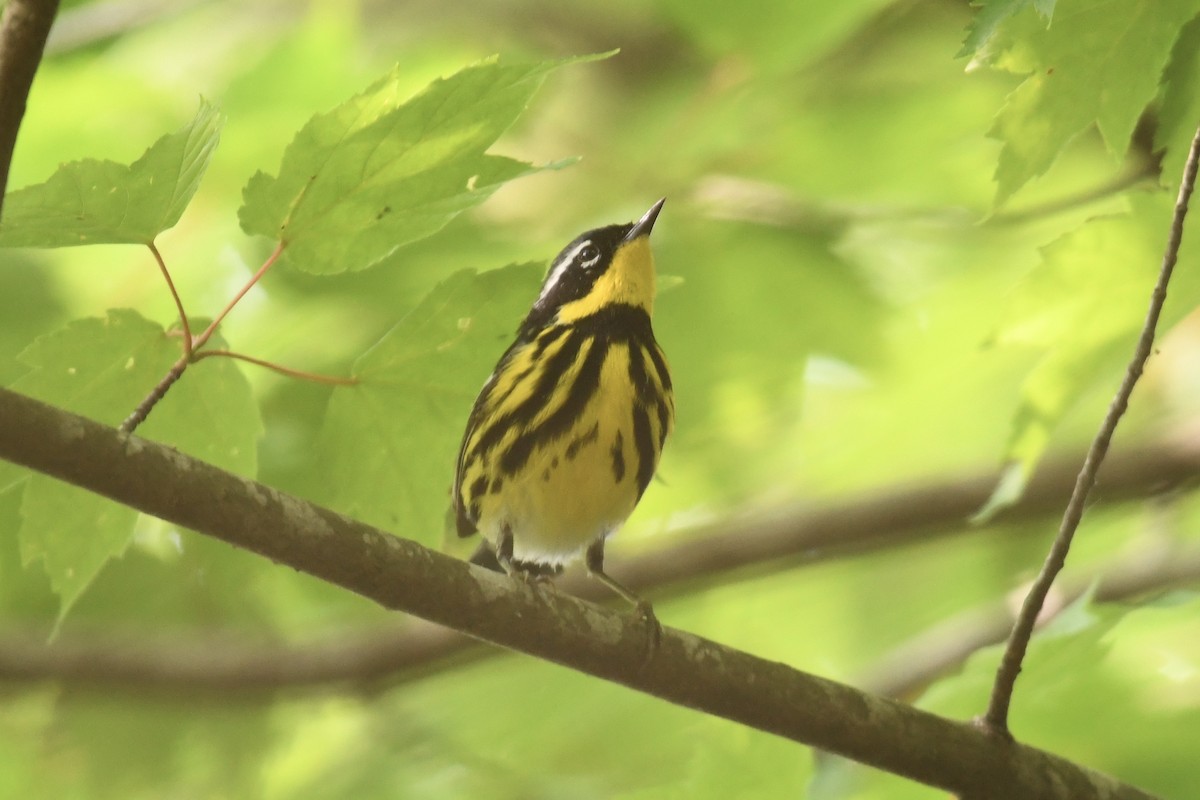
[0,386,1157,799]
[2,435,1198,695]
[0,0,59,219]
[985,123,1200,735]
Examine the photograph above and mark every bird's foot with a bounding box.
[633,599,663,657]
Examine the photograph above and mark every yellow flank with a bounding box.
[556,236,656,322]
[483,329,573,419]
[471,343,667,563]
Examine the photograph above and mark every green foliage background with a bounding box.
[1,0,1200,797]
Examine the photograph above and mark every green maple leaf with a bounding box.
[985,0,1200,205]
[319,264,540,542]
[0,100,221,246]
[239,54,610,274]
[9,310,260,620]
[958,0,1055,58]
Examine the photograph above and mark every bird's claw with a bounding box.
[634,600,662,655]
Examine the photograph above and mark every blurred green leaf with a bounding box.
[10,309,259,618]
[977,333,1128,520]
[11,310,179,618]
[896,594,1200,798]
[18,478,138,627]
[958,0,1054,58]
[659,0,893,71]
[48,694,271,799]
[985,0,1200,204]
[0,257,65,385]
[1156,14,1200,188]
[654,220,884,504]
[673,722,811,800]
[0,692,57,800]
[981,193,1200,513]
[148,343,261,477]
[239,55,609,274]
[319,264,540,541]
[10,309,182,422]
[0,100,221,247]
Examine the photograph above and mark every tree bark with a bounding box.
[0,386,1158,799]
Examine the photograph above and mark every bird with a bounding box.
[452,199,673,616]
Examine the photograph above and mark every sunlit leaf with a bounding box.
[238,55,609,274]
[0,100,221,246]
[319,264,540,541]
[1156,15,1200,189]
[985,0,1200,204]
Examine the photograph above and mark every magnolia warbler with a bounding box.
[453,199,673,614]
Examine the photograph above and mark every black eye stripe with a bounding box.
[520,222,633,333]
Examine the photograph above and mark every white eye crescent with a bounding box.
[578,244,601,267]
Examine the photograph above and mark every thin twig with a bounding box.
[120,240,288,433]
[983,123,1200,735]
[147,241,192,356]
[0,386,1160,798]
[191,240,286,351]
[118,356,185,434]
[192,349,358,386]
[0,0,60,219]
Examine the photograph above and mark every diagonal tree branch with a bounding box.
[985,123,1200,735]
[2,435,1199,695]
[0,0,59,219]
[5,521,1198,699]
[0,386,1158,799]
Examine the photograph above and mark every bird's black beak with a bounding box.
[625,198,665,242]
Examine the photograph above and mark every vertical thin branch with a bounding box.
[0,0,60,218]
[148,241,192,356]
[983,123,1200,735]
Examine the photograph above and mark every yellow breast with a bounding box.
[468,338,671,565]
